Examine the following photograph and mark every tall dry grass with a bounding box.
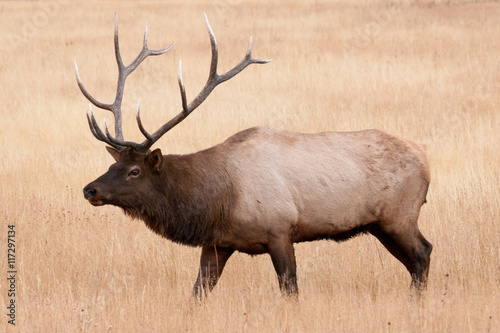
[0,0,499,332]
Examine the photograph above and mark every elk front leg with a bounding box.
[268,239,298,295]
[193,246,234,298]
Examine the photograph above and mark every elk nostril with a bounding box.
[84,186,97,199]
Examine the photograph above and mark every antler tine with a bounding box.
[74,61,114,112]
[86,106,102,141]
[135,101,153,141]
[102,118,145,151]
[143,21,149,50]
[119,15,173,77]
[114,13,124,68]
[133,14,271,153]
[178,60,189,113]
[87,106,108,142]
[216,35,271,85]
[144,21,173,56]
[204,13,219,81]
[86,106,123,150]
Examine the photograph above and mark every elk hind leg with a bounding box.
[369,223,432,291]
[268,239,298,295]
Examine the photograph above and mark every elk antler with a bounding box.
[75,13,270,153]
[74,13,173,150]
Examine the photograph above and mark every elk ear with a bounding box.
[147,149,163,172]
[106,146,122,162]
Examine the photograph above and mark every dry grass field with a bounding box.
[0,0,499,332]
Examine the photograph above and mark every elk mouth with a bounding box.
[87,198,105,206]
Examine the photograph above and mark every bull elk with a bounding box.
[76,14,432,297]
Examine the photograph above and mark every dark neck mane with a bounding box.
[122,151,233,247]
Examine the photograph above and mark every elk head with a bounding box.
[83,147,163,207]
[76,14,270,207]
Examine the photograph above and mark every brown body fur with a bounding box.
[84,126,432,296]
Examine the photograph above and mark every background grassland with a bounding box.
[0,0,499,332]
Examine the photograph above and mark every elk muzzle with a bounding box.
[83,184,104,206]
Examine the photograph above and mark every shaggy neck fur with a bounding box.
[122,152,234,247]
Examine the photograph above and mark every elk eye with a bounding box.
[128,168,140,177]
